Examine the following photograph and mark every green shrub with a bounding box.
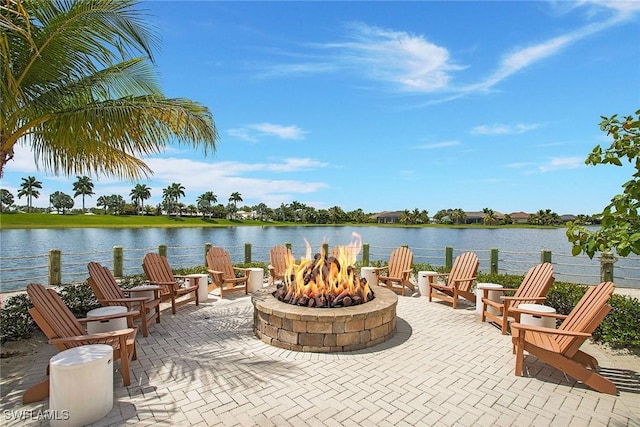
[0,294,35,343]
[594,293,640,348]
[57,283,101,317]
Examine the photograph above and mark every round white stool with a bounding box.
[86,306,128,334]
[417,271,438,297]
[247,268,264,293]
[129,285,157,302]
[360,267,378,287]
[50,344,114,427]
[186,273,209,301]
[476,283,503,315]
[518,303,557,329]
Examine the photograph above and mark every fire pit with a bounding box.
[252,234,398,352]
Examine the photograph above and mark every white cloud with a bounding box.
[412,141,460,149]
[227,123,308,142]
[335,22,463,92]
[539,157,584,172]
[266,158,328,172]
[471,123,542,135]
[142,156,330,206]
[248,123,308,139]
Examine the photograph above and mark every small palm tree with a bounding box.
[72,176,94,213]
[130,183,152,214]
[17,176,43,212]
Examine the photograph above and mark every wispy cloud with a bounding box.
[412,141,460,149]
[471,123,542,135]
[333,22,464,92]
[228,123,308,142]
[461,3,638,95]
[266,158,328,172]
[257,2,637,101]
[539,156,584,172]
[505,162,536,169]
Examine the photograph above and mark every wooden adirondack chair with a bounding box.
[482,262,555,334]
[268,245,294,285]
[23,284,138,403]
[88,261,162,337]
[428,251,478,308]
[510,281,616,394]
[206,246,250,298]
[142,253,199,315]
[374,246,415,295]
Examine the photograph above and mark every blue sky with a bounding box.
[2,0,640,215]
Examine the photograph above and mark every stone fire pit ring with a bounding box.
[252,285,398,352]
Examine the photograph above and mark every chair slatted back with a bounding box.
[512,262,555,309]
[206,247,235,279]
[387,247,413,278]
[26,284,87,350]
[556,282,615,356]
[447,252,478,292]
[142,253,174,297]
[88,262,125,304]
[270,245,293,277]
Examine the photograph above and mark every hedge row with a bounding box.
[1,264,638,349]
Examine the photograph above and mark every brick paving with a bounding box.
[2,288,639,426]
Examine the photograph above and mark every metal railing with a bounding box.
[1,242,637,292]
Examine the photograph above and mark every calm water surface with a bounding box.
[1,226,638,291]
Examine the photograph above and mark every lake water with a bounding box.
[1,226,639,291]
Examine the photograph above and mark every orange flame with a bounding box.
[280,232,373,306]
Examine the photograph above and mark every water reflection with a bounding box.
[1,226,638,291]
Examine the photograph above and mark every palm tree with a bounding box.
[1,0,218,179]
[130,184,152,214]
[162,182,185,215]
[228,192,243,220]
[96,195,109,214]
[17,176,42,212]
[72,176,94,213]
[482,208,497,225]
[197,191,217,218]
[229,192,243,209]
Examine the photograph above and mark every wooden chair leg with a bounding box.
[23,379,49,403]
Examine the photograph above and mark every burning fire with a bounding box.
[273,233,374,308]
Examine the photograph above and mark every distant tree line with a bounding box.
[0,175,599,226]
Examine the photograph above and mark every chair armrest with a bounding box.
[77,310,139,323]
[510,322,591,337]
[233,267,248,275]
[49,328,136,345]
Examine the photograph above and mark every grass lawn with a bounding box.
[0,213,561,230]
[0,213,272,229]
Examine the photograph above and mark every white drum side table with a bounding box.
[360,267,378,287]
[518,303,557,329]
[86,306,128,334]
[476,283,503,315]
[49,344,114,427]
[247,268,265,293]
[186,273,209,302]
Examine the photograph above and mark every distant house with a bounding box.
[560,214,577,223]
[509,211,530,224]
[463,211,505,224]
[372,211,403,224]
